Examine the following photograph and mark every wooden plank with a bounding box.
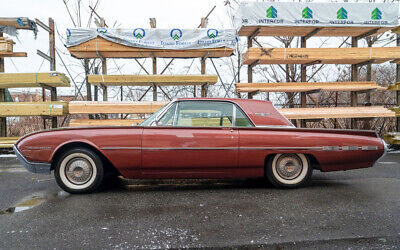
[0,72,70,88]
[87,74,218,86]
[236,81,385,93]
[69,119,144,127]
[68,101,168,114]
[0,102,68,117]
[242,47,400,65]
[238,26,392,37]
[279,106,395,119]
[0,52,27,58]
[0,17,36,30]
[68,37,234,59]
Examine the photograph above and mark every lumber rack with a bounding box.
[66,15,230,125]
[240,18,400,130]
[0,18,70,149]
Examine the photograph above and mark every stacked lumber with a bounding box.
[279,106,395,119]
[0,102,68,117]
[68,37,234,59]
[389,107,400,116]
[383,132,400,145]
[87,75,218,87]
[0,137,19,148]
[242,47,400,65]
[68,101,168,114]
[0,37,14,53]
[235,81,385,93]
[0,72,70,88]
[69,119,144,127]
[239,26,392,38]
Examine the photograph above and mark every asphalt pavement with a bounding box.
[0,153,399,249]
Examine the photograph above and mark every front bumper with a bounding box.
[13,145,51,175]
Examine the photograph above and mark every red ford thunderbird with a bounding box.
[14,98,387,193]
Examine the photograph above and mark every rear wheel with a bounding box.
[266,153,312,188]
[54,147,104,194]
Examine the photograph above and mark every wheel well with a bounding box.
[264,153,320,172]
[51,142,118,174]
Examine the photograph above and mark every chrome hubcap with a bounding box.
[276,154,303,180]
[65,158,93,185]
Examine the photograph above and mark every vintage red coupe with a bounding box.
[14,98,387,193]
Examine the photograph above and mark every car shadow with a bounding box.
[102,176,349,193]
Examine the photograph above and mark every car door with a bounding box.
[141,101,239,178]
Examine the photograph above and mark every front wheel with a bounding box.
[266,153,312,188]
[54,147,104,194]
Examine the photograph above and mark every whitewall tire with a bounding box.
[54,147,104,194]
[266,153,312,188]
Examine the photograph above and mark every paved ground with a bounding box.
[0,153,399,249]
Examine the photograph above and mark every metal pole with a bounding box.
[48,18,58,128]
[247,36,253,99]
[351,37,358,129]
[152,57,157,101]
[300,36,307,128]
[396,34,400,131]
[0,31,6,137]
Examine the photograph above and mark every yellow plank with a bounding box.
[383,132,400,144]
[0,137,21,148]
[236,81,385,93]
[0,72,71,88]
[387,82,400,90]
[242,47,400,65]
[0,102,68,117]
[279,106,395,119]
[88,75,218,87]
[69,119,144,127]
[68,101,168,114]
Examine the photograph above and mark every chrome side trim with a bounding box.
[101,145,379,151]
[240,146,324,150]
[25,146,51,150]
[101,147,141,150]
[144,147,238,150]
[13,145,51,175]
[255,125,294,128]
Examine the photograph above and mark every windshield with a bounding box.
[139,102,170,126]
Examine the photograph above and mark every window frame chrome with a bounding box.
[153,100,254,128]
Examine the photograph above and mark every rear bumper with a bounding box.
[13,145,51,175]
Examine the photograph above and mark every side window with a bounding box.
[175,101,233,127]
[235,107,253,127]
[157,103,177,126]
